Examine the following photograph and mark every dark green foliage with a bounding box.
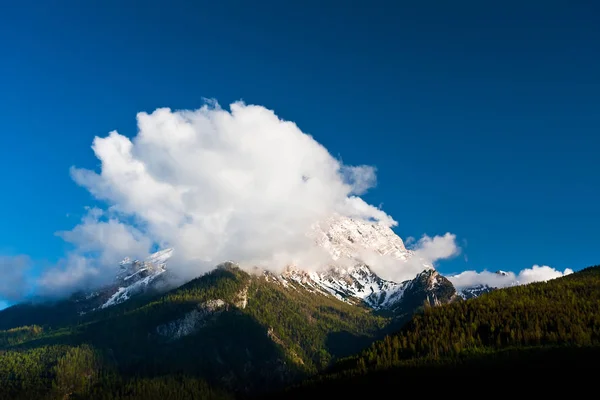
[0,345,231,400]
[4,264,598,398]
[0,345,68,400]
[0,325,43,347]
[51,344,103,398]
[267,346,599,399]
[245,278,388,372]
[93,376,233,400]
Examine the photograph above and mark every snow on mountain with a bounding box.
[458,284,495,300]
[276,264,407,309]
[308,214,413,262]
[100,248,173,309]
[96,215,442,312]
[276,214,437,310]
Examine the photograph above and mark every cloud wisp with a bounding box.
[364,232,461,282]
[448,265,574,289]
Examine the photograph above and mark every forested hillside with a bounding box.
[0,344,233,400]
[3,264,598,399]
[0,265,388,398]
[273,265,600,398]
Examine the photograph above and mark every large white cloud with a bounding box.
[59,101,398,287]
[448,265,574,289]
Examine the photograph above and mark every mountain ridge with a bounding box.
[83,214,454,313]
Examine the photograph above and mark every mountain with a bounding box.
[0,264,388,398]
[0,214,455,336]
[63,248,175,314]
[83,214,446,315]
[0,215,461,399]
[2,210,597,399]
[274,265,600,398]
[309,214,414,262]
[102,248,173,307]
[457,283,495,299]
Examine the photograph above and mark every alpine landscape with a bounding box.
[1,2,599,399]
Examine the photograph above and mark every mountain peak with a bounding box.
[414,269,443,290]
[98,249,174,309]
[309,214,411,262]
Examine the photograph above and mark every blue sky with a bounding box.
[1,1,599,307]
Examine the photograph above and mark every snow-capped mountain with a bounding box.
[276,265,457,314]
[309,214,414,262]
[275,215,446,311]
[273,264,407,309]
[91,215,451,312]
[458,284,495,300]
[100,248,174,308]
[76,248,174,312]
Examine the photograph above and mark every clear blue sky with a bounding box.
[1,0,599,305]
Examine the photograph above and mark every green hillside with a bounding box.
[3,264,598,399]
[0,265,388,399]
[273,265,600,398]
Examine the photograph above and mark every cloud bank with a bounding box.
[40,101,403,294]
[448,265,574,289]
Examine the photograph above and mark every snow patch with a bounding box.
[100,248,173,309]
[280,264,410,309]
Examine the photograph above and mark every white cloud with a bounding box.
[36,255,100,297]
[448,265,574,289]
[518,265,573,284]
[411,233,460,262]
[340,165,377,195]
[61,101,397,284]
[36,208,152,296]
[366,233,461,282]
[56,208,152,267]
[0,255,31,302]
